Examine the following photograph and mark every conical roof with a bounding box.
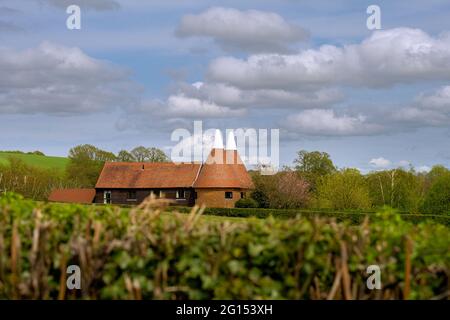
[193,148,254,189]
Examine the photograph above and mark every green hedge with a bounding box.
[171,206,450,226]
[0,193,449,300]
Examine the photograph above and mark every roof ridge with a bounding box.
[191,162,204,187]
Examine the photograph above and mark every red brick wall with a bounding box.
[195,189,247,208]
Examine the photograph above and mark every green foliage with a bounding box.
[0,157,74,200]
[130,146,169,163]
[117,150,135,162]
[66,144,116,187]
[366,169,422,212]
[422,173,450,215]
[171,206,450,226]
[0,194,448,300]
[315,168,371,210]
[235,198,258,208]
[294,150,336,189]
[27,151,45,156]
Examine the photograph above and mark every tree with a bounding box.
[421,172,450,215]
[130,146,169,162]
[272,170,310,209]
[250,170,310,209]
[294,150,336,189]
[130,146,150,162]
[316,168,371,210]
[250,172,274,208]
[117,150,135,162]
[66,144,115,187]
[147,147,169,163]
[366,168,422,212]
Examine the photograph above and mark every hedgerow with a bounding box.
[0,193,448,300]
[171,206,450,226]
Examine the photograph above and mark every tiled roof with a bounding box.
[94,149,254,190]
[48,188,96,204]
[193,149,254,189]
[95,162,202,189]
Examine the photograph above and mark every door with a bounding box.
[104,190,111,204]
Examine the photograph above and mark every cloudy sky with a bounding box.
[1,0,450,172]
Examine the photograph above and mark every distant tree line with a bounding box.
[0,150,45,156]
[0,145,169,198]
[66,145,169,187]
[1,146,449,215]
[248,150,450,215]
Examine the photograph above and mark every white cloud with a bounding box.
[176,82,343,109]
[166,94,245,118]
[369,157,392,168]
[284,109,381,136]
[0,42,137,115]
[176,7,308,53]
[415,85,450,112]
[391,85,450,126]
[207,28,450,89]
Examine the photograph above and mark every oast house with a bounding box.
[48,132,254,208]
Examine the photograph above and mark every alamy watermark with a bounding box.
[66,264,81,290]
[66,5,81,30]
[366,265,381,290]
[366,5,381,30]
[170,121,279,175]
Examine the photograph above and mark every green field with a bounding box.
[0,152,69,171]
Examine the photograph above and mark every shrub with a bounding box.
[0,194,448,300]
[28,150,45,156]
[316,169,371,210]
[235,198,258,208]
[422,173,450,215]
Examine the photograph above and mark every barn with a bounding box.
[48,134,254,208]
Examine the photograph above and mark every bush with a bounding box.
[0,157,74,200]
[0,194,448,300]
[422,173,450,215]
[28,150,45,156]
[235,198,258,208]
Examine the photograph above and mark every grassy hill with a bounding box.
[0,152,69,171]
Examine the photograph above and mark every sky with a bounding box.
[0,0,450,172]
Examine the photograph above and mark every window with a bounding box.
[194,192,198,199]
[225,191,233,199]
[103,191,111,204]
[241,192,245,199]
[127,191,137,201]
[176,189,185,199]
[151,190,160,198]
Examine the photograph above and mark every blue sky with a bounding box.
[1,0,450,172]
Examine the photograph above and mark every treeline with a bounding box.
[0,150,45,156]
[66,144,169,186]
[246,150,450,215]
[0,145,169,199]
[0,157,75,200]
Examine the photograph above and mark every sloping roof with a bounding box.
[48,188,96,204]
[94,149,254,190]
[95,162,202,189]
[193,149,254,189]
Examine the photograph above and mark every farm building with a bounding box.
[48,132,254,208]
